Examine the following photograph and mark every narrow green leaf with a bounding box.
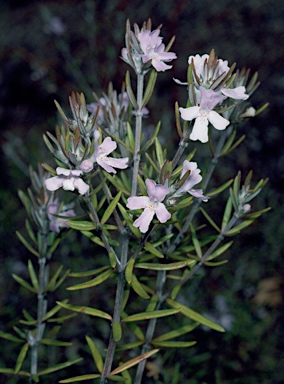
[56,301,112,320]
[47,313,77,323]
[117,203,141,238]
[113,321,122,342]
[190,224,202,259]
[131,275,150,299]
[86,335,104,373]
[140,121,161,154]
[106,173,131,195]
[126,122,135,152]
[206,241,233,261]
[14,342,29,373]
[125,258,135,284]
[121,368,132,384]
[40,339,72,347]
[45,264,64,291]
[69,265,109,278]
[38,358,83,376]
[46,237,61,256]
[220,128,236,156]
[101,191,122,225]
[123,314,145,341]
[81,231,105,248]
[221,196,233,231]
[25,219,37,244]
[107,375,127,382]
[117,341,144,351]
[146,294,159,312]
[28,259,39,290]
[59,374,100,383]
[135,260,194,271]
[151,340,196,348]
[226,219,255,236]
[12,274,37,293]
[204,260,228,266]
[67,269,113,290]
[144,242,164,258]
[66,220,96,231]
[109,349,159,376]
[171,284,181,300]
[142,69,157,108]
[200,208,220,232]
[224,135,246,156]
[50,269,71,292]
[154,137,164,169]
[125,71,138,109]
[122,308,180,323]
[166,298,225,332]
[145,152,160,174]
[153,323,198,342]
[206,178,233,197]
[0,331,24,343]
[16,231,39,257]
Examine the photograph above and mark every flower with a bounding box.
[93,131,128,173]
[179,87,230,143]
[137,29,177,72]
[45,167,89,195]
[126,179,171,233]
[177,161,208,201]
[47,198,75,233]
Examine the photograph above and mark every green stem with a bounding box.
[131,73,144,196]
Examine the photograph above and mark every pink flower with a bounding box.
[47,198,75,233]
[179,87,230,143]
[177,161,208,201]
[137,29,177,72]
[93,131,128,173]
[126,179,171,233]
[45,167,89,195]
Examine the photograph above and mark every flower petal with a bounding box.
[190,117,209,143]
[146,179,169,202]
[208,111,230,131]
[155,203,171,223]
[127,196,149,210]
[189,189,209,201]
[133,208,155,233]
[100,137,117,155]
[73,178,90,195]
[107,157,129,170]
[45,176,64,191]
[151,59,172,72]
[179,106,200,121]
[221,86,249,100]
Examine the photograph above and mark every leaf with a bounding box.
[117,203,141,238]
[16,231,39,257]
[146,294,159,312]
[67,269,113,290]
[130,275,150,299]
[28,260,39,290]
[152,323,199,342]
[14,342,29,373]
[40,339,72,347]
[154,137,164,169]
[226,219,255,236]
[221,196,233,231]
[126,122,135,151]
[200,208,220,232]
[56,302,112,321]
[206,241,233,261]
[69,265,109,278]
[0,331,24,343]
[38,358,83,376]
[151,340,196,348]
[122,308,180,323]
[125,258,135,284]
[206,178,233,197]
[59,374,100,383]
[142,69,157,108]
[45,264,64,291]
[117,341,144,351]
[135,260,194,271]
[109,349,159,376]
[47,313,77,323]
[107,375,127,382]
[166,298,225,332]
[190,224,202,259]
[66,220,96,231]
[125,71,138,109]
[113,321,122,342]
[86,335,104,373]
[101,191,122,225]
[144,242,164,258]
[12,274,37,293]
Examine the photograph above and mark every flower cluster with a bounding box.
[121,21,176,73]
[178,51,253,143]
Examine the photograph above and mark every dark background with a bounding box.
[0,1,283,383]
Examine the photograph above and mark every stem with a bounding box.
[30,234,49,381]
[131,73,144,196]
[134,271,166,384]
[168,126,233,254]
[100,235,129,382]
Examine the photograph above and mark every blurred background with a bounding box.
[0,0,283,383]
